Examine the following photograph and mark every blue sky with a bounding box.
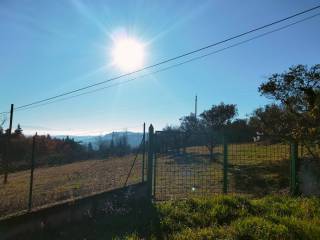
[0,0,320,135]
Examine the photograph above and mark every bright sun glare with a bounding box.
[112,37,145,72]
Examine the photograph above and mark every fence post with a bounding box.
[28,133,37,212]
[147,124,154,199]
[142,122,146,183]
[3,104,14,184]
[290,142,299,196]
[153,143,157,198]
[223,138,228,194]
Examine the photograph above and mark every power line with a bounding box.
[0,5,318,114]
[6,11,320,114]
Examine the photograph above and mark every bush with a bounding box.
[171,227,233,240]
[232,216,289,239]
[157,196,253,234]
[252,195,320,219]
[270,216,320,240]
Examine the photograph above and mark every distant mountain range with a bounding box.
[54,131,144,148]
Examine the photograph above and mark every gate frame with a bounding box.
[147,125,154,199]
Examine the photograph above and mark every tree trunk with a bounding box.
[210,146,214,162]
[209,139,214,162]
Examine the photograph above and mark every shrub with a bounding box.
[232,216,289,240]
[156,196,320,240]
[270,216,320,240]
[171,227,233,240]
[157,196,254,235]
[253,195,320,219]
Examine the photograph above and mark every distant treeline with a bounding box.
[0,126,135,172]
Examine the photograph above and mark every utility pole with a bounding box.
[195,95,198,118]
[3,104,14,184]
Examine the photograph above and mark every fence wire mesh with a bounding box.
[153,131,291,200]
[227,143,290,195]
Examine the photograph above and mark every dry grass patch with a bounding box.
[0,155,143,217]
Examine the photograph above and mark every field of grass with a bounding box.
[0,154,143,218]
[155,143,290,200]
[0,142,292,218]
[26,195,320,240]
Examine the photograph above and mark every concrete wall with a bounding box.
[0,183,147,240]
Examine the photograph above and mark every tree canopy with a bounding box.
[258,64,320,156]
[200,103,237,132]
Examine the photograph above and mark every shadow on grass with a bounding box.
[164,151,222,165]
[28,198,160,240]
[229,158,290,196]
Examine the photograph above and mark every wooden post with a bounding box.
[147,124,154,199]
[142,122,146,182]
[3,104,14,184]
[28,133,37,212]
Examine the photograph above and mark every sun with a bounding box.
[111,37,145,72]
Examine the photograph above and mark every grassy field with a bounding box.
[26,195,320,240]
[155,143,290,200]
[0,142,292,218]
[0,154,143,218]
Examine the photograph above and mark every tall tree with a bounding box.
[200,103,237,161]
[249,104,293,143]
[161,125,182,153]
[226,118,255,143]
[180,113,198,134]
[179,113,199,151]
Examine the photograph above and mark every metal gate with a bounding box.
[153,131,225,200]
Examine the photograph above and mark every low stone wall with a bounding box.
[0,183,147,240]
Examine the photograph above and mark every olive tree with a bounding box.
[259,64,320,157]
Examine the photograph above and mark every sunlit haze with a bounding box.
[111,37,146,72]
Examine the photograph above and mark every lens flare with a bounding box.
[112,37,145,72]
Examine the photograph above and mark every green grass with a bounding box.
[26,195,320,240]
[131,195,320,240]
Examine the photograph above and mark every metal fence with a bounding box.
[0,123,303,218]
[148,126,298,201]
[0,132,146,218]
